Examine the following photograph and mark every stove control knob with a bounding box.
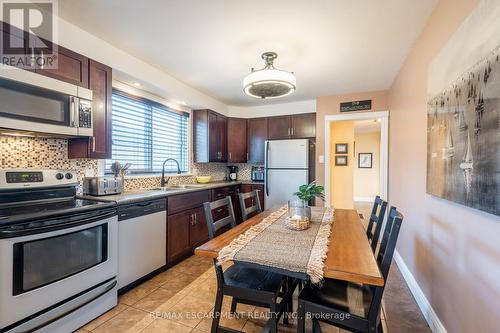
[65,173,73,180]
[55,173,64,180]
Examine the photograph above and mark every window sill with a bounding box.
[123,173,193,179]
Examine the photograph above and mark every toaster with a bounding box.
[83,176,124,196]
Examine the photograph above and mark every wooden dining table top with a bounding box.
[195,207,385,286]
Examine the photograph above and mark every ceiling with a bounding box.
[354,119,381,133]
[58,0,437,107]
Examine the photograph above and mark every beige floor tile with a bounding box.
[178,275,208,295]
[241,319,266,333]
[187,277,217,300]
[140,318,192,333]
[119,280,160,306]
[319,321,341,333]
[160,272,200,294]
[80,303,129,331]
[92,307,154,333]
[148,269,185,287]
[132,287,178,312]
[167,295,214,328]
[195,302,252,332]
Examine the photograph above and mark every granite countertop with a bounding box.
[78,180,264,205]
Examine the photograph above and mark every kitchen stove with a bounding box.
[0,169,118,333]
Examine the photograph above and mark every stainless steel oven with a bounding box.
[0,66,93,137]
[0,170,117,333]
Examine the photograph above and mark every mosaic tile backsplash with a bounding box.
[1,136,260,191]
[0,136,98,182]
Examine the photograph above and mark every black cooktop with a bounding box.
[0,198,116,226]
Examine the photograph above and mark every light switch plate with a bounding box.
[319,155,325,163]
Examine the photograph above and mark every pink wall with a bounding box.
[388,0,500,332]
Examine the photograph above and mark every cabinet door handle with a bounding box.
[246,153,249,161]
[288,127,291,136]
[229,152,232,160]
[292,127,295,136]
[194,213,197,224]
[189,213,194,225]
[92,137,96,152]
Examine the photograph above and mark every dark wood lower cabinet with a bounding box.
[167,210,191,264]
[167,191,211,264]
[166,185,262,264]
[189,207,209,248]
[241,183,265,213]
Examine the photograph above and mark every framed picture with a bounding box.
[335,143,348,154]
[358,153,373,168]
[335,155,348,166]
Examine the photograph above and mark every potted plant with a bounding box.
[291,182,325,219]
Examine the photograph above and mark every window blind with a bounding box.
[106,90,189,173]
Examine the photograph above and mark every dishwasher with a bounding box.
[117,199,167,290]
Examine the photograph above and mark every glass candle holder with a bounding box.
[288,198,311,220]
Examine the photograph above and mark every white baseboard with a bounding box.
[353,196,374,202]
[393,251,447,333]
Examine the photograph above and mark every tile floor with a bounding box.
[74,204,430,332]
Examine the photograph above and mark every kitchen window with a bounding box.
[106,90,189,174]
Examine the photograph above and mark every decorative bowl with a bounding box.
[196,176,212,183]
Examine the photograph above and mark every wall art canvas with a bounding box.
[427,0,499,216]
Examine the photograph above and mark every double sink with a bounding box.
[152,184,208,192]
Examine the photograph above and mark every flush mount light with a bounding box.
[243,52,296,99]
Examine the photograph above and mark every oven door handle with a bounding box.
[6,278,117,333]
[0,209,116,239]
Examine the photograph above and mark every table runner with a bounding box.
[218,206,334,284]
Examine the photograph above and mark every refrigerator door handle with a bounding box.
[265,141,269,196]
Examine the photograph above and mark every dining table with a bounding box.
[195,206,384,285]
[194,206,384,333]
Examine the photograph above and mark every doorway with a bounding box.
[324,111,389,213]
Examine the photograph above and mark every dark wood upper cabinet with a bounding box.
[291,113,316,138]
[35,46,89,87]
[268,116,292,139]
[193,109,227,163]
[247,117,268,164]
[227,118,247,163]
[218,115,228,162]
[68,60,112,159]
[268,113,316,140]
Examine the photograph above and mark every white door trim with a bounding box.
[324,111,389,207]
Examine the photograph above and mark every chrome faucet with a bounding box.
[160,158,181,187]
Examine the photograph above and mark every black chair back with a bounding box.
[203,196,237,239]
[238,190,262,221]
[367,207,403,321]
[366,196,388,252]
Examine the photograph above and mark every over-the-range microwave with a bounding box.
[0,65,93,137]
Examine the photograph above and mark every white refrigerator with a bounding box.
[264,139,312,208]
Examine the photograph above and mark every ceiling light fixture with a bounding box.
[243,52,296,99]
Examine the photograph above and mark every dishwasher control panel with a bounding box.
[117,199,167,221]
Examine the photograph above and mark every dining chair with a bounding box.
[238,190,262,221]
[203,196,295,333]
[366,196,388,253]
[297,207,404,333]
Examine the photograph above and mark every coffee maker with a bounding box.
[227,165,239,181]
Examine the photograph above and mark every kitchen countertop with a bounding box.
[78,180,264,205]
